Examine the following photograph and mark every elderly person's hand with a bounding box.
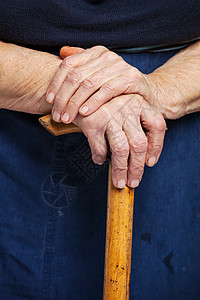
[46,45,153,123]
[72,94,166,188]
[46,41,200,123]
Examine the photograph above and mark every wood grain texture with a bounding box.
[103,162,134,300]
[39,114,81,136]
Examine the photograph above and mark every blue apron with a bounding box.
[0,50,200,300]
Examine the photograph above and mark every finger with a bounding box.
[123,112,148,188]
[46,47,83,105]
[61,60,127,123]
[87,130,108,165]
[74,101,110,165]
[60,46,84,59]
[140,102,166,167]
[78,66,145,116]
[106,120,129,188]
[79,74,129,116]
[46,45,108,108]
[54,51,119,123]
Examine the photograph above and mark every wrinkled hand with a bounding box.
[46,45,152,123]
[73,94,166,188]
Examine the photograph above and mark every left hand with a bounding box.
[46,45,150,123]
[72,93,166,188]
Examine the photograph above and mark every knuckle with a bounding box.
[152,116,166,131]
[131,137,148,153]
[94,147,106,158]
[91,95,101,105]
[105,121,116,134]
[84,48,91,54]
[60,57,75,69]
[111,144,129,157]
[54,95,66,106]
[113,166,128,174]
[92,45,108,52]
[50,77,61,88]
[91,145,106,164]
[149,143,162,151]
[148,139,163,152]
[102,82,115,96]
[130,165,144,176]
[101,50,117,61]
[67,71,82,85]
[99,147,107,158]
[81,77,96,90]
[66,97,78,109]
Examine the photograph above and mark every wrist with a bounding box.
[144,71,187,120]
[0,42,61,114]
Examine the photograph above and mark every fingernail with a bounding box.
[147,156,156,167]
[46,92,55,103]
[80,106,88,114]
[117,179,126,189]
[61,112,70,123]
[130,179,140,188]
[53,111,60,122]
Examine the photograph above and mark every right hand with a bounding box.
[73,94,166,189]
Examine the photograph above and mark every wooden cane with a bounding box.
[39,114,135,300]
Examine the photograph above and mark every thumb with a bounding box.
[60,46,84,59]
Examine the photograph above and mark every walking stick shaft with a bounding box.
[104,163,134,300]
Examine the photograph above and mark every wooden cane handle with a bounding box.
[39,114,134,300]
[39,114,81,136]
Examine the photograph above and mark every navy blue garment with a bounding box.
[0,0,200,50]
[0,50,200,300]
